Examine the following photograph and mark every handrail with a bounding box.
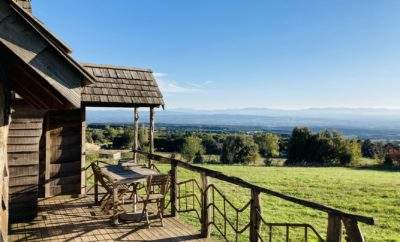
[134,150,375,226]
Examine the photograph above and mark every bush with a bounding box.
[254,133,280,158]
[181,136,205,162]
[193,152,204,164]
[221,135,259,164]
[384,145,400,166]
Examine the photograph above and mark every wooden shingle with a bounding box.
[81,63,164,107]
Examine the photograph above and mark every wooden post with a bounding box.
[250,188,262,242]
[170,159,178,217]
[343,218,364,242]
[44,113,51,198]
[149,107,154,153]
[112,183,119,225]
[133,107,139,163]
[327,214,342,242]
[148,107,154,167]
[94,160,99,205]
[80,107,86,195]
[200,172,210,238]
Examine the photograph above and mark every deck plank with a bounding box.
[9,195,213,242]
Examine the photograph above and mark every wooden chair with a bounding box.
[138,174,170,227]
[91,162,129,215]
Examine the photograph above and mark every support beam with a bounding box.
[343,218,364,242]
[80,107,86,195]
[44,113,51,197]
[327,214,342,242]
[133,107,139,163]
[149,107,155,154]
[250,188,262,242]
[200,172,210,238]
[170,158,178,217]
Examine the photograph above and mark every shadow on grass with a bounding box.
[351,164,400,172]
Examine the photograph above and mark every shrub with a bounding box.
[221,135,259,164]
[254,133,280,158]
[384,145,400,166]
[181,136,205,162]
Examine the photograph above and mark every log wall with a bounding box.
[7,102,44,222]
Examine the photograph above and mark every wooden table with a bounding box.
[95,164,159,224]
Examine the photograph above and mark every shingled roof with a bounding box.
[81,64,165,107]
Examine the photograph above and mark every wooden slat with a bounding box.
[9,176,38,187]
[8,136,40,145]
[50,148,81,163]
[8,152,38,166]
[8,144,38,153]
[8,129,42,137]
[9,165,38,178]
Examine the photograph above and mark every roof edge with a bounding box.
[9,0,96,85]
[81,63,153,73]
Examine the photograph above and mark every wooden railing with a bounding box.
[134,150,374,242]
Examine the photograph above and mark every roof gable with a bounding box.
[0,0,96,109]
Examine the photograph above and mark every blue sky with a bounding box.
[33,0,400,110]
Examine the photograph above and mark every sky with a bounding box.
[33,0,400,110]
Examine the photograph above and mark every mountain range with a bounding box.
[87,107,400,130]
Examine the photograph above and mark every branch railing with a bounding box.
[133,150,374,242]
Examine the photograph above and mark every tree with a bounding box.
[202,135,223,155]
[181,136,205,162]
[287,127,312,164]
[361,139,375,158]
[112,129,133,149]
[221,135,259,164]
[254,133,280,158]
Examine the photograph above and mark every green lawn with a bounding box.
[156,163,399,241]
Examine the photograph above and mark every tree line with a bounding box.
[86,125,400,167]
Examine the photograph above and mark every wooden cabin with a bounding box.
[0,0,164,237]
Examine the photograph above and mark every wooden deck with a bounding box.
[9,195,212,242]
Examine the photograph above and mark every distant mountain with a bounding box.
[86,107,400,130]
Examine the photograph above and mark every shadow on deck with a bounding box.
[9,195,212,242]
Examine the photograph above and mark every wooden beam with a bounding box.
[250,188,261,242]
[200,172,210,238]
[44,113,51,197]
[343,218,364,242]
[149,107,154,154]
[327,213,342,242]
[133,107,139,163]
[170,158,178,217]
[80,107,86,195]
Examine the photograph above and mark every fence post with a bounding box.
[94,161,99,205]
[200,172,210,238]
[250,188,261,242]
[327,213,342,242]
[343,218,364,242]
[170,159,178,217]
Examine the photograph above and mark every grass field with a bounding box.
[155,163,399,241]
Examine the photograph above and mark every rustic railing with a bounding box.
[134,150,374,242]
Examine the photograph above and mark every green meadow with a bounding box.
[158,164,400,241]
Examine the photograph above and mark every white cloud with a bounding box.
[154,72,213,94]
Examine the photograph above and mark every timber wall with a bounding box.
[0,80,9,241]
[7,102,44,222]
[41,110,82,196]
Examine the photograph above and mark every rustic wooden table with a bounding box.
[95,164,159,224]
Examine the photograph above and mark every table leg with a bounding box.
[112,184,119,225]
[133,184,137,213]
[94,174,98,205]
